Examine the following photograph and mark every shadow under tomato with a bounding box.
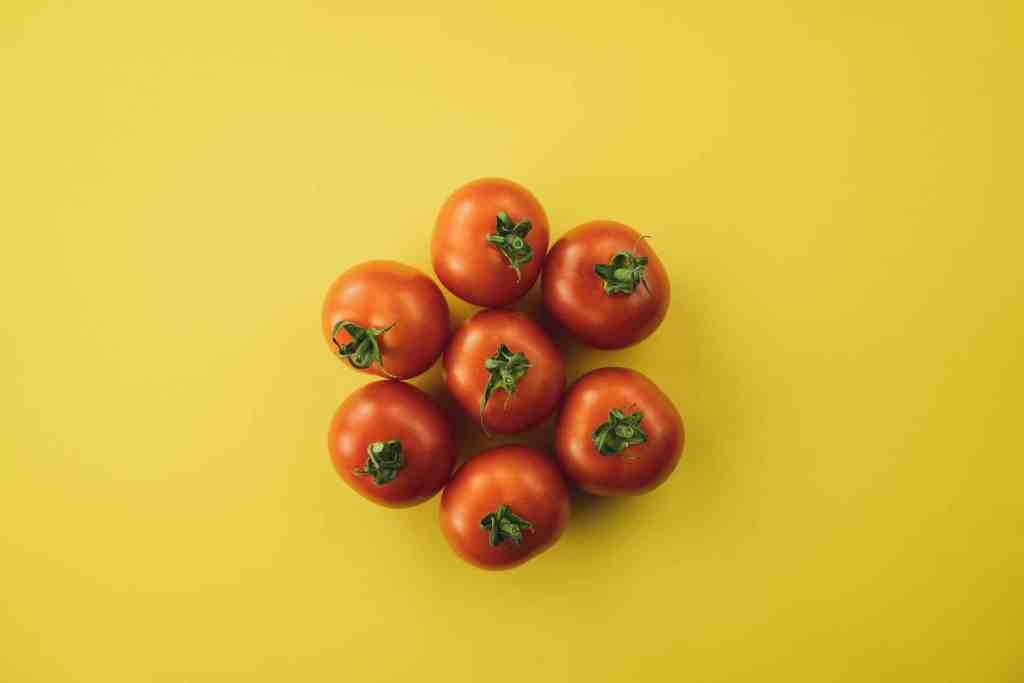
[567,486,634,526]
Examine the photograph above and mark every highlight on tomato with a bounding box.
[542,221,670,349]
[328,380,456,508]
[432,178,550,307]
[321,260,450,379]
[440,445,570,570]
[443,309,564,435]
[555,367,684,496]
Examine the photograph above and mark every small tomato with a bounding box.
[322,260,450,379]
[328,380,456,507]
[443,309,564,434]
[543,221,669,349]
[440,445,570,569]
[432,178,549,307]
[555,367,684,495]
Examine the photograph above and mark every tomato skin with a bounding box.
[440,446,570,569]
[555,367,684,496]
[432,178,550,307]
[328,380,456,508]
[443,309,565,434]
[321,260,450,379]
[542,221,670,349]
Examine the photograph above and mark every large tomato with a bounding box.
[555,367,684,496]
[443,309,564,434]
[542,221,670,349]
[432,178,550,307]
[328,380,455,508]
[440,445,570,569]
[322,260,450,379]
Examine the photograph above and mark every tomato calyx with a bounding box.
[353,439,405,485]
[592,408,648,456]
[480,344,531,433]
[331,320,397,377]
[593,236,653,295]
[486,211,534,283]
[480,504,534,546]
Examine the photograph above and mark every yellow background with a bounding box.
[2,1,1020,681]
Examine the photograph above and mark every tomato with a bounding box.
[555,367,684,496]
[322,260,450,379]
[542,221,670,349]
[443,309,564,434]
[432,178,550,307]
[440,445,570,569]
[328,380,456,508]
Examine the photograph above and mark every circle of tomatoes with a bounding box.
[432,178,550,307]
[543,221,670,349]
[328,380,456,508]
[320,180,689,570]
[555,367,684,496]
[443,309,565,435]
[322,260,450,379]
[440,445,570,570]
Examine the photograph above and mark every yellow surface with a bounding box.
[2,1,1020,681]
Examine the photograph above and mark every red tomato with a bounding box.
[440,445,570,569]
[322,260,450,379]
[443,309,564,434]
[328,380,455,508]
[542,221,670,349]
[555,367,684,496]
[432,178,550,307]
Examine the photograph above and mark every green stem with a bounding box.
[479,344,530,434]
[352,439,404,485]
[487,211,534,283]
[593,235,653,295]
[331,320,397,377]
[479,504,533,546]
[592,408,648,455]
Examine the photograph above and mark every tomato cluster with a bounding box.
[322,178,685,570]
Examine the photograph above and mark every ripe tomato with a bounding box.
[555,367,684,496]
[328,380,456,508]
[542,221,670,349]
[432,178,550,307]
[440,445,570,569]
[321,260,450,379]
[443,309,564,434]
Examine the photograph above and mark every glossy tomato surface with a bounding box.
[542,221,670,349]
[432,178,549,307]
[443,309,564,434]
[440,445,570,570]
[555,367,684,496]
[322,260,450,379]
[328,380,456,508]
